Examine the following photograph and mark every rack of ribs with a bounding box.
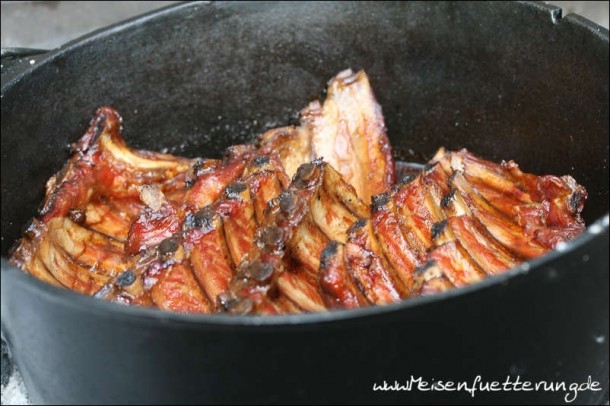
[9,69,586,314]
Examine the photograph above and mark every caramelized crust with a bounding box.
[319,241,370,309]
[97,154,288,311]
[321,147,586,309]
[220,160,368,314]
[9,71,587,315]
[10,107,194,295]
[150,262,212,313]
[260,69,395,203]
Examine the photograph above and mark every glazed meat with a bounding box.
[95,153,290,311]
[219,159,369,314]
[9,107,197,294]
[9,69,587,315]
[260,69,395,204]
[214,147,586,314]
[319,148,586,307]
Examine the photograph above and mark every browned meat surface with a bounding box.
[260,69,395,204]
[319,241,369,309]
[323,148,586,305]
[9,69,587,315]
[219,160,369,314]
[95,153,289,311]
[10,107,196,294]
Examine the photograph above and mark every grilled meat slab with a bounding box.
[9,70,587,316]
[219,160,368,314]
[322,148,586,308]
[10,107,196,294]
[96,154,289,311]
[260,69,395,203]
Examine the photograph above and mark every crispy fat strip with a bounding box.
[13,217,131,295]
[309,162,369,242]
[290,161,368,275]
[393,176,439,259]
[83,198,140,241]
[421,162,453,221]
[259,126,312,180]
[9,220,62,287]
[48,217,131,277]
[244,155,291,223]
[412,261,455,296]
[463,180,529,219]
[218,182,257,266]
[29,255,63,288]
[290,212,331,276]
[250,170,287,224]
[455,150,532,202]
[449,171,546,259]
[446,216,520,275]
[38,237,110,294]
[273,293,304,314]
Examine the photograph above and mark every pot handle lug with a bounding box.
[1,47,49,84]
[1,47,49,60]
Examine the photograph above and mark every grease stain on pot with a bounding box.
[587,223,603,235]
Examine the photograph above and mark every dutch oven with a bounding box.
[1,1,608,404]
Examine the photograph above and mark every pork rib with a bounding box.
[10,107,197,294]
[96,154,289,311]
[9,70,587,316]
[322,148,587,308]
[260,69,395,203]
[219,159,369,314]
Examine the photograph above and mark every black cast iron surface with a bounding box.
[1,1,608,404]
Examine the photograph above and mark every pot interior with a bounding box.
[1,1,608,256]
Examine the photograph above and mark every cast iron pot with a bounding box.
[1,1,608,404]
